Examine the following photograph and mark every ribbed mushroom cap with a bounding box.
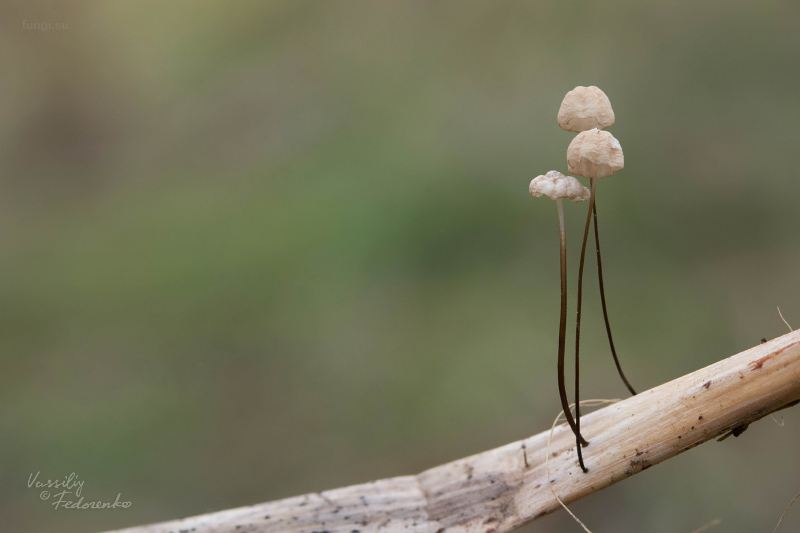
[558,86,615,132]
[567,129,624,179]
[529,170,590,202]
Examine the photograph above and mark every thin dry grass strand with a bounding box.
[778,307,794,332]
[688,518,721,533]
[769,413,785,427]
[546,399,620,533]
[773,491,800,533]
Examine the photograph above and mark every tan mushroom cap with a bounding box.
[529,170,590,203]
[567,129,624,179]
[557,86,615,132]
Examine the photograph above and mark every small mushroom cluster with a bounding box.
[530,86,636,474]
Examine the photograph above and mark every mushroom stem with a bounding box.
[593,201,637,396]
[555,199,586,453]
[574,181,597,473]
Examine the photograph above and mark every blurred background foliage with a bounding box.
[1,1,799,532]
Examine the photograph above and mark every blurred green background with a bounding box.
[2,1,799,532]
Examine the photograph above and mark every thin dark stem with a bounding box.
[593,200,637,396]
[574,180,597,473]
[555,199,585,450]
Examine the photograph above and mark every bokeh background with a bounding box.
[2,2,799,532]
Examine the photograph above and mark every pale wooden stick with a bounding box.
[108,331,800,533]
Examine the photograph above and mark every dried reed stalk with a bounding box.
[109,330,800,533]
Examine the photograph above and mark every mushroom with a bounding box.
[565,127,637,474]
[559,85,639,473]
[558,86,615,132]
[566,129,624,179]
[529,170,591,468]
[529,170,590,203]
[566,128,635,388]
